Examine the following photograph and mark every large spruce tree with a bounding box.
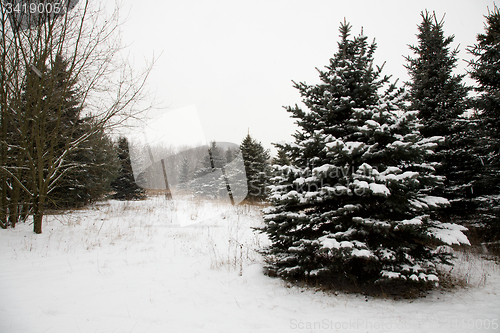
[404,11,473,221]
[260,21,469,291]
[405,11,470,137]
[467,5,500,241]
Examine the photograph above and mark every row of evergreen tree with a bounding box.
[257,8,500,293]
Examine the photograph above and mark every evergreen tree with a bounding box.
[404,11,474,221]
[49,123,119,207]
[466,5,500,240]
[46,55,119,208]
[111,137,146,200]
[405,11,470,138]
[240,133,271,201]
[78,127,119,203]
[177,156,191,191]
[273,146,290,166]
[259,21,469,292]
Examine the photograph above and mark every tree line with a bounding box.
[259,8,500,294]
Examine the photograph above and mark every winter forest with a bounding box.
[1,1,500,332]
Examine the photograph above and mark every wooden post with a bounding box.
[208,146,234,205]
[221,165,234,206]
[161,159,172,200]
[145,142,171,200]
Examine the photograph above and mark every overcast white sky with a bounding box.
[119,0,496,155]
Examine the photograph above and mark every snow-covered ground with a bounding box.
[1,196,499,333]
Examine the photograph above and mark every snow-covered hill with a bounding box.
[0,196,498,332]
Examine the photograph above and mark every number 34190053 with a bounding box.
[2,1,62,15]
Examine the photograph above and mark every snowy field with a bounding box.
[1,196,499,333]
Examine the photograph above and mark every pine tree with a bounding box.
[177,156,191,191]
[49,123,119,207]
[466,5,500,241]
[273,146,290,166]
[111,137,146,200]
[405,11,470,137]
[80,128,119,203]
[46,55,119,208]
[404,11,474,222]
[259,21,469,292]
[240,133,271,201]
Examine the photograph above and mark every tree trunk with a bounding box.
[32,195,45,234]
[33,213,43,234]
[0,174,6,229]
[8,181,21,228]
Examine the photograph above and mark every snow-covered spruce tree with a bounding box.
[260,21,469,290]
[404,11,474,220]
[111,137,146,200]
[466,5,500,241]
[240,133,271,201]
